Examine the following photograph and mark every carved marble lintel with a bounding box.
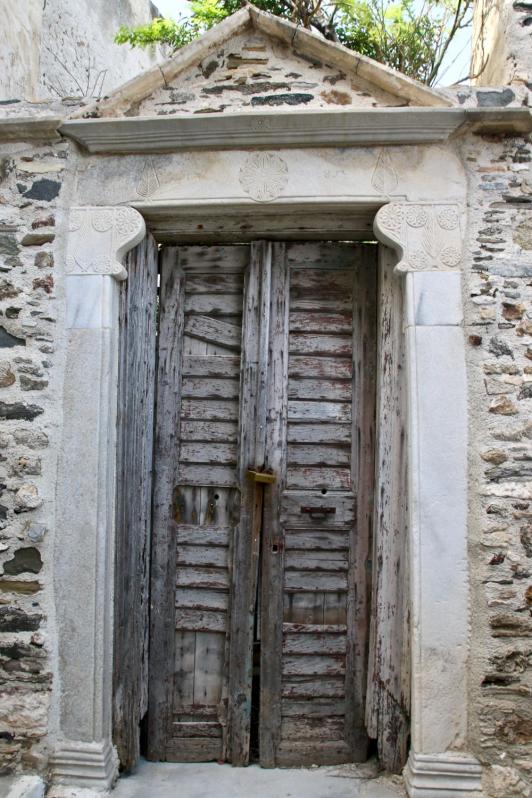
[374,202,463,273]
[66,206,146,281]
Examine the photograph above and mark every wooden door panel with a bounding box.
[148,245,248,763]
[260,242,376,767]
[150,241,376,768]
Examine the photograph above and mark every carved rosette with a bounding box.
[66,206,146,280]
[239,152,289,202]
[374,202,462,273]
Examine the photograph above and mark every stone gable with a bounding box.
[137,30,409,117]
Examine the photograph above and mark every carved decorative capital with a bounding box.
[66,206,146,281]
[374,202,463,273]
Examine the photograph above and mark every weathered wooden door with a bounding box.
[148,241,376,767]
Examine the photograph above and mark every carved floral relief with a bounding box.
[66,206,145,280]
[239,152,289,202]
[374,202,462,272]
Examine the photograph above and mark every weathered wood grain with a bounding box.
[283,656,346,677]
[147,247,185,762]
[259,243,289,768]
[181,399,239,421]
[289,334,352,357]
[228,240,271,766]
[178,464,237,488]
[345,246,377,761]
[286,465,351,490]
[365,246,410,774]
[180,442,237,465]
[289,356,352,379]
[288,401,352,423]
[175,608,227,633]
[288,379,352,402]
[113,234,158,772]
[289,312,353,334]
[180,420,238,443]
[182,356,240,378]
[177,545,229,568]
[182,377,240,400]
[176,526,231,547]
[185,293,242,315]
[281,677,345,699]
[282,633,346,655]
[287,443,351,466]
[184,315,242,350]
[175,588,229,611]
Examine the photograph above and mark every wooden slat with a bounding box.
[177,545,228,568]
[175,588,229,611]
[290,312,352,334]
[259,242,289,768]
[147,247,185,761]
[176,526,231,547]
[287,443,350,466]
[185,273,244,294]
[113,234,158,771]
[171,722,222,738]
[174,631,196,707]
[285,571,347,592]
[276,740,351,766]
[180,442,237,465]
[287,242,363,270]
[288,379,352,402]
[182,377,240,400]
[289,294,353,312]
[180,244,249,272]
[184,316,241,350]
[229,240,271,766]
[287,423,351,444]
[181,400,239,421]
[289,267,354,291]
[282,700,346,717]
[281,717,345,741]
[165,738,222,762]
[283,656,346,677]
[185,293,242,315]
[193,632,225,705]
[284,531,349,551]
[289,334,352,356]
[282,678,345,699]
[283,634,346,655]
[284,592,325,625]
[182,356,240,378]
[286,466,351,490]
[176,566,230,590]
[289,356,352,380]
[285,551,349,572]
[178,464,237,488]
[365,246,410,773]
[175,609,227,633]
[180,420,238,442]
[288,401,351,423]
[281,493,355,527]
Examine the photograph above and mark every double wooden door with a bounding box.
[148,241,377,767]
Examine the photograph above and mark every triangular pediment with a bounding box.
[74,6,453,119]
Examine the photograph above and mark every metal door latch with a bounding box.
[300,506,336,518]
[246,468,276,484]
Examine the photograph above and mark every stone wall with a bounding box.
[462,129,532,796]
[0,0,161,102]
[471,0,532,87]
[0,127,68,774]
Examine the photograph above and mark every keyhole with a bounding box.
[321,488,327,495]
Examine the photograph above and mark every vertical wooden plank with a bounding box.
[113,233,158,771]
[345,246,377,761]
[228,241,272,766]
[147,247,186,761]
[259,242,289,767]
[365,245,410,773]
